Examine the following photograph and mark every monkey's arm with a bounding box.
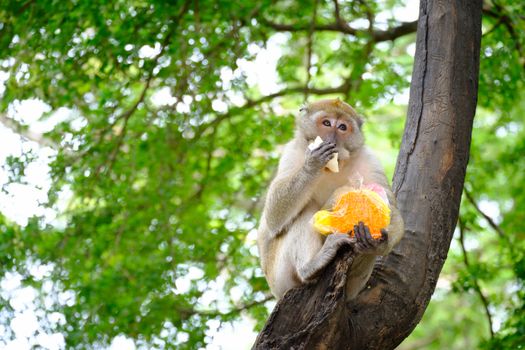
[261,140,336,240]
[381,190,404,254]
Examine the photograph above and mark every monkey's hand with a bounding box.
[353,221,388,255]
[304,140,337,173]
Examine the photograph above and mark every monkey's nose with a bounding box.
[325,132,337,144]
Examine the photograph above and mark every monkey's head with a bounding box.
[297,98,364,159]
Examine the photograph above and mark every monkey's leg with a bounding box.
[345,254,376,300]
[297,233,354,283]
[345,223,388,300]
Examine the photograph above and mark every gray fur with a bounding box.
[257,99,404,299]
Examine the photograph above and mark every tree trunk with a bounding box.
[253,1,482,349]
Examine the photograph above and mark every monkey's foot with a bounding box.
[324,232,355,256]
[353,221,388,255]
[298,233,353,283]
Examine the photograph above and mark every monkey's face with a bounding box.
[297,99,365,159]
[310,111,364,160]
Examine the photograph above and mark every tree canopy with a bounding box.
[0,0,524,349]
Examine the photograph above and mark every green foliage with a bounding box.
[0,0,524,349]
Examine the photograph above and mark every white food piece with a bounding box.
[326,152,339,172]
[308,136,339,173]
[308,136,323,151]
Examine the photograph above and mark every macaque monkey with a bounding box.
[257,99,404,300]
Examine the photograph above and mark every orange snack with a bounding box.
[313,185,391,239]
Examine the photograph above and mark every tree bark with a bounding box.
[253,1,482,349]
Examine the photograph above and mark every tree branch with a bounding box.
[97,0,192,176]
[103,74,154,175]
[332,0,343,25]
[183,123,218,204]
[304,0,319,101]
[0,113,57,148]
[482,3,525,68]
[17,0,36,15]
[260,18,417,42]
[180,294,274,319]
[458,218,494,338]
[463,189,507,240]
[195,82,352,138]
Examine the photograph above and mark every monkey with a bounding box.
[257,98,404,300]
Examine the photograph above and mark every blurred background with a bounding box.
[0,0,524,349]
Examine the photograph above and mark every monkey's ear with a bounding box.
[299,103,309,115]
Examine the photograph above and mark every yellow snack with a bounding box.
[313,187,391,239]
[326,153,339,173]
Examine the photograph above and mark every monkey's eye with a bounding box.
[322,120,331,127]
[338,124,347,131]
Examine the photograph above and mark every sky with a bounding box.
[0,1,421,349]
